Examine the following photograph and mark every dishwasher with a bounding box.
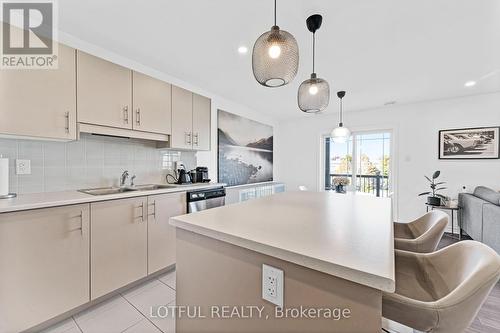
[187,187,226,213]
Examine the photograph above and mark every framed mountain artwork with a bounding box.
[217,110,273,186]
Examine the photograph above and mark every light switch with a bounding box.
[16,159,31,175]
[262,264,284,307]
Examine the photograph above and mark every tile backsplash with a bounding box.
[0,134,197,194]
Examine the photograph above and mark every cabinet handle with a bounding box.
[148,201,156,220]
[194,133,199,146]
[123,106,129,124]
[185,132,192,145]
[65,112,70,134]
[136,108,141,126]
[69,210,84,235]
[138,202,145,222]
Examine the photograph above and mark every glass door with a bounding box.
[325,131,392,197]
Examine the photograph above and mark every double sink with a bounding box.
[79,184,178,196]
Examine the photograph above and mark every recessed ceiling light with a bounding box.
[238,46,248,54]
[464,80,477,87]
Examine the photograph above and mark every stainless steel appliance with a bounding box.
[187,187,225,213]
[176,169,192,184]
[190,167,210,183]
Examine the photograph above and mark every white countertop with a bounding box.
[170,191,395,292]
[0,183,225,213]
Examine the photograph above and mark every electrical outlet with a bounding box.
[262,264,284,307]
[16,159,31,175]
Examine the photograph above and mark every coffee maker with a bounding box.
[191,167,210,183]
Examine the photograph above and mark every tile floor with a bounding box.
[42,270,176,333]
[41,236,499,333]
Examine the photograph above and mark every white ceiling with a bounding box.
[59,0,500,120]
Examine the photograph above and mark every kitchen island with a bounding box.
[170,191,395,333]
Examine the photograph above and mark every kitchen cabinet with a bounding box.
[192,93,211,151]
[147,192,186,274]
[132,71,172,135]
[171,86,211,150]
[0,204,90,333]
[90,197,147,299]
[171,85,194,149]
[0,43,77,140]
[77,51,133,129]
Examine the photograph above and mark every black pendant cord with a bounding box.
[339,98,343,125]
[274,0,277,26]
[312,32,316,73]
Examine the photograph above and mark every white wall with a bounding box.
[58,31,278,183]
[275,92,500,221]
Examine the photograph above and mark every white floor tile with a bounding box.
[122,319,161,333]
[149,302,175,333]
[40,318,81,333]
[74,296,143,333]
[158,270,176,290]
[122,279,176,333]
[382,317,414,333]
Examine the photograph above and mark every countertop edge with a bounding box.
[0,183,226,214]
[170,217,396,293]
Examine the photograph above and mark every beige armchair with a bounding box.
[394,211,448,253]
[383,241,500,333]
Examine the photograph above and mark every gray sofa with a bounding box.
[459,186,500,253]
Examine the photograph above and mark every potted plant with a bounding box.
[333,177,350,193]
[418,170,447,206]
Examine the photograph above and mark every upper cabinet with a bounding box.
[132,71,172,135]
[0,43,77,141]
[1,41,210,148]
[171,86,211,151]
[192,93,211,151]
[77,51,133,129]
[171,85,194,150]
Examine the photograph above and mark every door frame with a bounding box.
[318,125,399,220]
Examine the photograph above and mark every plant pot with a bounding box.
[335,185,346,194]
[427,196,442,206]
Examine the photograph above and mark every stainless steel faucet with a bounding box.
[120,170,129,187]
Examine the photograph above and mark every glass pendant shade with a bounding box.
[331,125,351,143]
[298,73,330,113]
[331,90,350,142]
[252,26,299,87]
[298,14,329,113]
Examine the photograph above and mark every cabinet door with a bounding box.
[147,192,186,274]
[192,93,211,151]
[91,197,147,299]
[77,51,132,129]
[0,204,90,333]
[132,71,172,135]
[0,43,76,140]
[171,85,193,149]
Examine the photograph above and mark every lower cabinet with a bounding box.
[147,192,186,274]
[0,204,90,333]
[0,192,184,331]
[90,197,148,299]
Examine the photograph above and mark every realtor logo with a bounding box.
[1,0,58,69]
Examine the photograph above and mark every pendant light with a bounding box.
[331,91,351,143]
[252,0,299,87]
[298,14,330,113]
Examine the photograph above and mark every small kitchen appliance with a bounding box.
[176,168,192,184]
[191,167,210,183]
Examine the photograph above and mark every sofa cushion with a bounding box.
[473,186,500,206]
[482,204,500,254]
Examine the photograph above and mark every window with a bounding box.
[325,131,392,197]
